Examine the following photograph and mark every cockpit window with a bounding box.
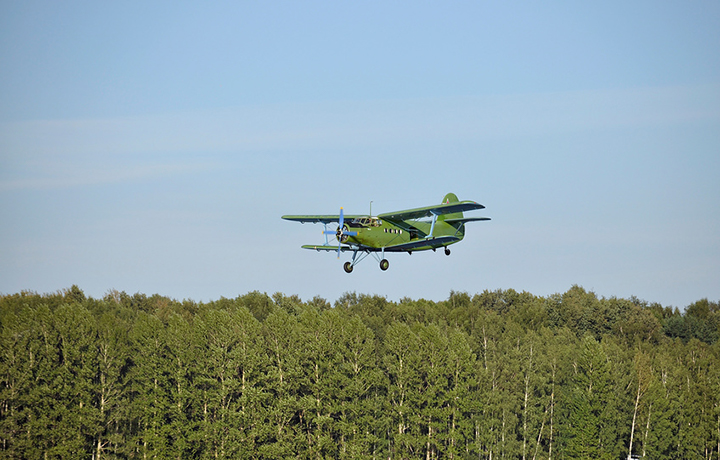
[352,217,381,227]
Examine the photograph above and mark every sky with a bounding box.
[1,1,719,309]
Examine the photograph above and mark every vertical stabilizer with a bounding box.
[439,193,463,221]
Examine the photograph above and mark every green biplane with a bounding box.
[282,193,490,273]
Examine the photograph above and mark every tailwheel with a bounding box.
[379,259,389,271]
[343,262,354,273]
[444,247,451,256]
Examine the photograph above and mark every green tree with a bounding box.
[2,287,719,459]
[383,322,423,457]
[337,312,386,458]
[163,313,200,458]
[128,312,170,458]
[260,309,302,458]
[626,349,654,460]
[93,311,131,459]
[444,329,477,459]
[414,323,449,459]
[562,335,616,460]
[193,306,266,459]
[0,300,51,457]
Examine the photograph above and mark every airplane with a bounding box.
[282,193,490,273]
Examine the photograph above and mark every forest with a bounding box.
[1,285,719,460]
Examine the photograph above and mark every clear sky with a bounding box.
[1,1,719,309]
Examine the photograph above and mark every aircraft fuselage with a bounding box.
[343,216,465,252]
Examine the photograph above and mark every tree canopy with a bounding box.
[1,285,718,459]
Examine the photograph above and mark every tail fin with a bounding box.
[439,193,462,221]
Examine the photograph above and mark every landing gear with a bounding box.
[340,249,388,272]
[445,247,451,256]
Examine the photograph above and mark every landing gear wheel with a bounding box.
[444,247,451,256]
[343,262,354,273]
[379,259,390,271]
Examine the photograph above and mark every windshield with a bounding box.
[352,217,381,227]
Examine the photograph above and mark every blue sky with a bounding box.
[1,1,719,308]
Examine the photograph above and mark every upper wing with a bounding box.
[444,216,491,224]
[378,200,485,222]
[282,215,363,224]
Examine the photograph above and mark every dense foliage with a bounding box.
[1,285,719,459]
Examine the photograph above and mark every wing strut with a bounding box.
[428,211,439,238]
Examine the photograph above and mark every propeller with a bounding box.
[323,208,358,258]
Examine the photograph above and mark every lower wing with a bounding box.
[301,236,459,253]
